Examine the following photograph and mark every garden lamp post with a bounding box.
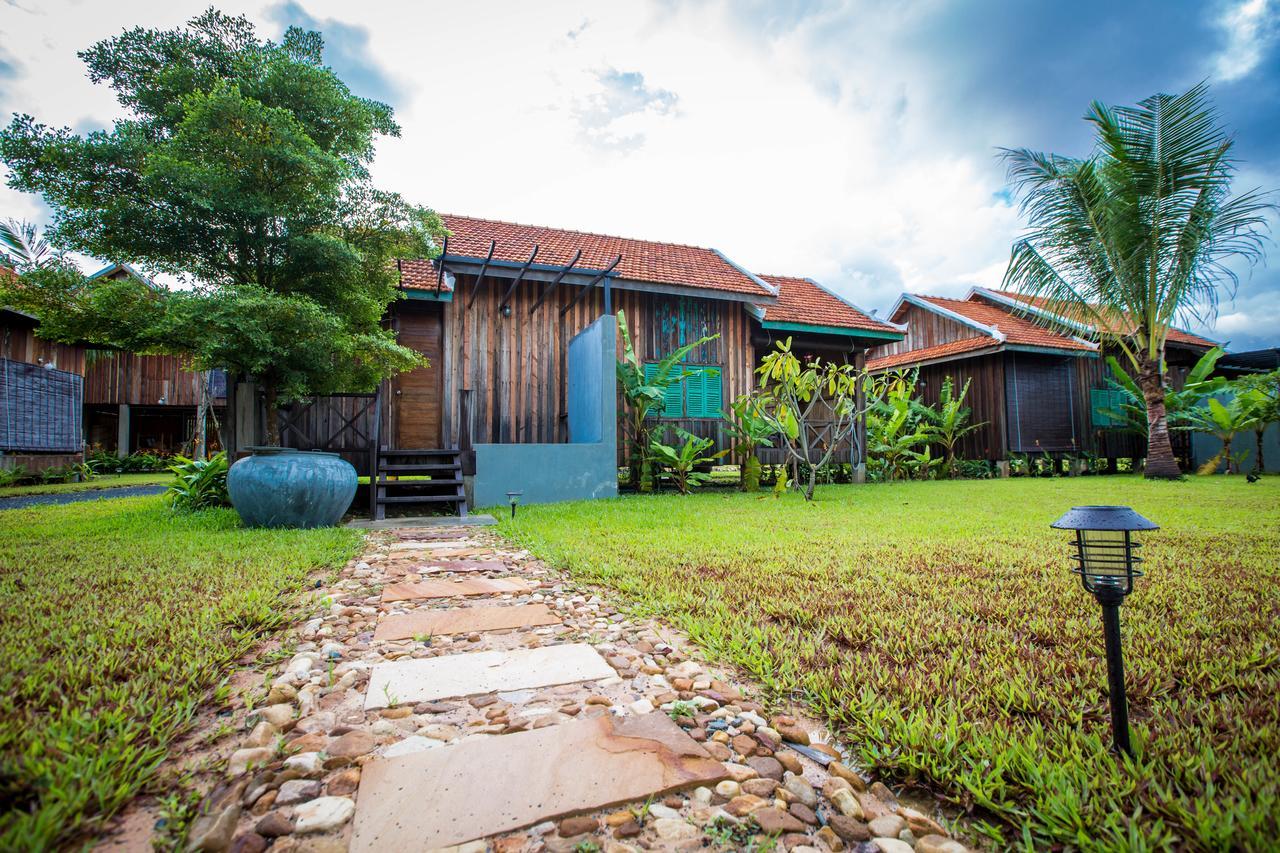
[506,490,523,519]
[1051,505,1158,757]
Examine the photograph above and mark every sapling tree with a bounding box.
[0,10,443,442]
[721,393,774,491]
[755,337,870,500]
[918,376,985,478]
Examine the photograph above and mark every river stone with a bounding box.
[916,834,970,853]
[188,803,241,851]
[227,747,274,777]
[830,788,863,819]
[651,818,698,841]
[783,774,817,808]
[872,839,914,853]
[869,815,906,838]
[294,797,356,833]
[752,807,805,835]
[828,814,871,842]
[276,779,322,805]
[745,756,783,781]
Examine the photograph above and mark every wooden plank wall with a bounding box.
[870,303,983,358]
[913,353,1008,461]
[0,318,86,375]
[84,352,208,406]
[425,275,754,460]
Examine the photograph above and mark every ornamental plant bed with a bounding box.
[496,476,1280,849]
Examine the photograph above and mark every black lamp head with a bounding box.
[1051,506,1159,599]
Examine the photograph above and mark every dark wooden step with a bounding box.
[376,494,467,504]
[378,461,460,468]
[380,448,459,457]
[376,478,463,487]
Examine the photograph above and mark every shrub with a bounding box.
[166,453,230,511]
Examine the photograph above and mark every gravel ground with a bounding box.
[0,485,167,510]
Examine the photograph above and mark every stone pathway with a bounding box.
[173,525,973,853]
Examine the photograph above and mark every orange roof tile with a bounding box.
[399,214,774,298]
[867,337,1002,371]
[988,290,1217,349]
[918,295,1093,351]
[755,275,900,335]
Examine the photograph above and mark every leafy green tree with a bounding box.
[755,337,867,500]
[615,309,716,492]
[1001,83,1273,479]
[0,10,443,434]
[917,377,984,478]
[721,393,775,491]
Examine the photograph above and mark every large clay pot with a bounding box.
[228,447,357,529]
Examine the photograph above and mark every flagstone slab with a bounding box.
[417,560,508,574]
[373,604,561,641]
[380,577,530,602]
[349,712,727,851]
[364,644,614,709]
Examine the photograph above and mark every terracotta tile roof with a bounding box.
[398,214,774,298]
[867,337,1001,371]
[989,290,1218,349]
[918,295,1093,351]
[755,275,900,335]
[398,258,452,293]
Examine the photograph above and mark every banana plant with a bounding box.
[918,377,985,479]
[1177,394,1261,474]
[1101,346,1228,436]
[615,309,718,492]
[648,428,728,494]
[721,393,774,491]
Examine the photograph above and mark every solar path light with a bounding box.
[1051,505,1159,757]
[506,490,524,519]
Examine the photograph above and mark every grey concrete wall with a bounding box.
[472,314,618,507]
[1191,420,1279,473]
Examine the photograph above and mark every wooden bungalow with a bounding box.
[1,266,87,472]
[866,287,1218,470]
[237,214,902,515]
[80,264,226,456]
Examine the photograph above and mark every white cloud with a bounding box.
[1211,0,1277,82]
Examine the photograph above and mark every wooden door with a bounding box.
[393,306,444,449]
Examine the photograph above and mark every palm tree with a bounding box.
[0,218,57,270]
[1001,83,1272,479]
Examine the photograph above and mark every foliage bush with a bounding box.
[649,429,727,495]
[86,448,172,475]
[166,452,230,511]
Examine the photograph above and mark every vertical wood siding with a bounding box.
[871,303,984,357]
[83,352,212,406]
[912,354,1008,461]
[408,276,754,460]
[1,319,86,376]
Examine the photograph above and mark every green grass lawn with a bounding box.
[0,496,362,850]
[497,476,1280,850]
[0,472,171,497]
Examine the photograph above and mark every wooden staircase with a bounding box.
[373,448,468,521]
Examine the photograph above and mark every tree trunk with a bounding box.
[1138,358,1181,479]
[263,383,281,447]
[1255,429,1265,474]
[1223,436,1234,474]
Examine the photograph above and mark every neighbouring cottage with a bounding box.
[230,214,903,515]
[80,263,226,456]
[867,287,1218,470]
[1,265,87,473]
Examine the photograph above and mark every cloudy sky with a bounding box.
[1,0,1277,349]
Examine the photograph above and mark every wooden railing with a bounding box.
[272,391,381,479]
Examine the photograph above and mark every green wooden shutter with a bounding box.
[1091,388,1123,428]
[644,363,683,418]
[698,367,722,418]
[686,368,705,418]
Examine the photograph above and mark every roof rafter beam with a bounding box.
[559,254,623,317]
[528,249,582,315]
[498,245,539,312]
[434,236,449,293]
[465,240,497,309]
